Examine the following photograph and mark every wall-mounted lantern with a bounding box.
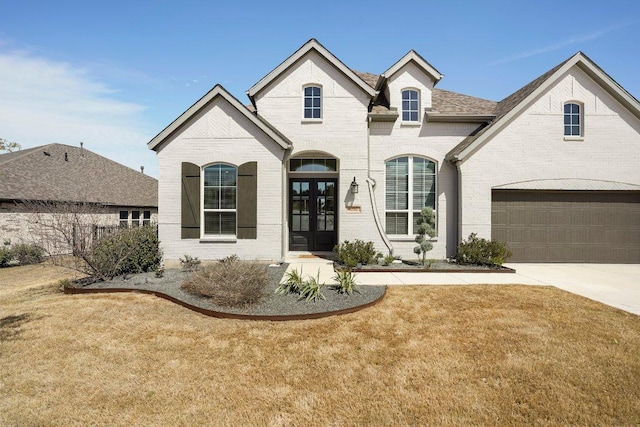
[350,177,359,194]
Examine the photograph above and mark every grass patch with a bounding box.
[1,265,640,425]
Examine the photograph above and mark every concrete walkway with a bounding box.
[283,255,640,315]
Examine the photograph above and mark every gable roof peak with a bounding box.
[446,50,640,163]
[148,83,292,152]
[246,38,377,100]
[383,50,443,83]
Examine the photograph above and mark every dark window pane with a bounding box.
[564,104,571,113]
[132,211,140,220]
[204,188,219,209]
[312,87,320,96]
[304,109,312,118]
[571,104,579,114]
[305,98,312,108]
[572,125,580,135]
[313,109,321,118]
[313,98,320,108]
[204,167,219,186]
[564,125,571,135]
[143,210,151,219]
[305,87,313,96]
[564,114,571,125]
[119,210,128,220]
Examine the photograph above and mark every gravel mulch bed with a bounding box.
[73,264,386,319]
[338,259,514,273]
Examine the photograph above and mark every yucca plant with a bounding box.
[275,267,304,295]
[299,269,325,302]
[332,269,359,295]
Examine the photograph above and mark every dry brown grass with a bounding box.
[1,265,640,426]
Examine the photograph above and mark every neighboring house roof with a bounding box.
[0,143,158,207]
[382,50,443,84]
[148,84,292,152]
[247,38,378,103]
[446,51,640,162]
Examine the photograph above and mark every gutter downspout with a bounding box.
[366,116,393,255]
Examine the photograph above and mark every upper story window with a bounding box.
[203,163,237,236]
[385,156,436,235]
[304,85,322,119]
[402,89,420,122]
[564,102,582,136]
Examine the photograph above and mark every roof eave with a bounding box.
[425,112,496,123]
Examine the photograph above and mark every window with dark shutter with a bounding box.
[237,162,258,239]
[181,162,201,239]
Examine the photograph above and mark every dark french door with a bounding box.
[289,178,337,251]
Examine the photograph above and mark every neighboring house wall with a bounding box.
[156,96,286,261]
[0,201,158,254]
[458,66,640,239]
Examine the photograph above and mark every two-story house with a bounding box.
[148,39,640,263]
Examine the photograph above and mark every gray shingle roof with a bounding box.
[431,88,497,116]
[0,143,157,207]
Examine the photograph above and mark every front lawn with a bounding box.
[1,265,639,426]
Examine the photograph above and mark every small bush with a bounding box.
[90,225,162,280]
[180,258,268,307]
[381,254,395,266]
[180,254,201,272]
[332,269,359,295]
[0,246,12,268]
[333,239,381,268]
[299,270,325,302]
[276,268,304,295]
[11,243,45,265]
[154,267,165,278]
[455,233,511,267]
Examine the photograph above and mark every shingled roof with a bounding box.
[0,143,157,207]
[446,56,573,160]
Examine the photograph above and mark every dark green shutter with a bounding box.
[237,162,257,239]
[181,162,200,239]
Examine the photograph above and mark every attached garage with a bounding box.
[492,190,640,263]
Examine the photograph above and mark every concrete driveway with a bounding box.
[504,263,640,316]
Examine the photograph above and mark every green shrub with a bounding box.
[333,239,382,268]
[276,267,304,295]
[455,233,511,267]
[90,225,162,280]
[332,269,359,295]
[0,246,12,268]
[413,207,436,266]
[381,254,395,266]
[299,270,325,302]
[180,254,201,272]
[180,258,268,307]
[11,243,45,265]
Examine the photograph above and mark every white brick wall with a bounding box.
[458,66,640,240]
[156,96,286,262]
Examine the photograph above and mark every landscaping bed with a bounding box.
[64,264,386,320]
[335,259,515,273]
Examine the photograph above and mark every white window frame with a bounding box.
[401,88,420,123]
[201,163,237,237]
[564,101,583,138]
[385,155,437,237]
[303,84,322,121]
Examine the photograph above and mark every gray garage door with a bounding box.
[492,190,640,263]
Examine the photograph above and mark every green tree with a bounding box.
[0,138,21,153]
[413,207,436,266]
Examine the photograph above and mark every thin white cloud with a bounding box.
[492,20,640,65]
[0,48,158,177]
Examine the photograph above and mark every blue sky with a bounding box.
[1,0,639,178]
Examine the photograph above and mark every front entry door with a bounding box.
[289,178,337,251]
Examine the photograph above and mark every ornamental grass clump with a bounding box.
[180,256,268,308]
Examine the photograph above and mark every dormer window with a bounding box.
[402,89,420,122]
[304,85,322,119]
[564,102,582,136]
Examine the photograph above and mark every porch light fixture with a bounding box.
[350,177,359,194]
